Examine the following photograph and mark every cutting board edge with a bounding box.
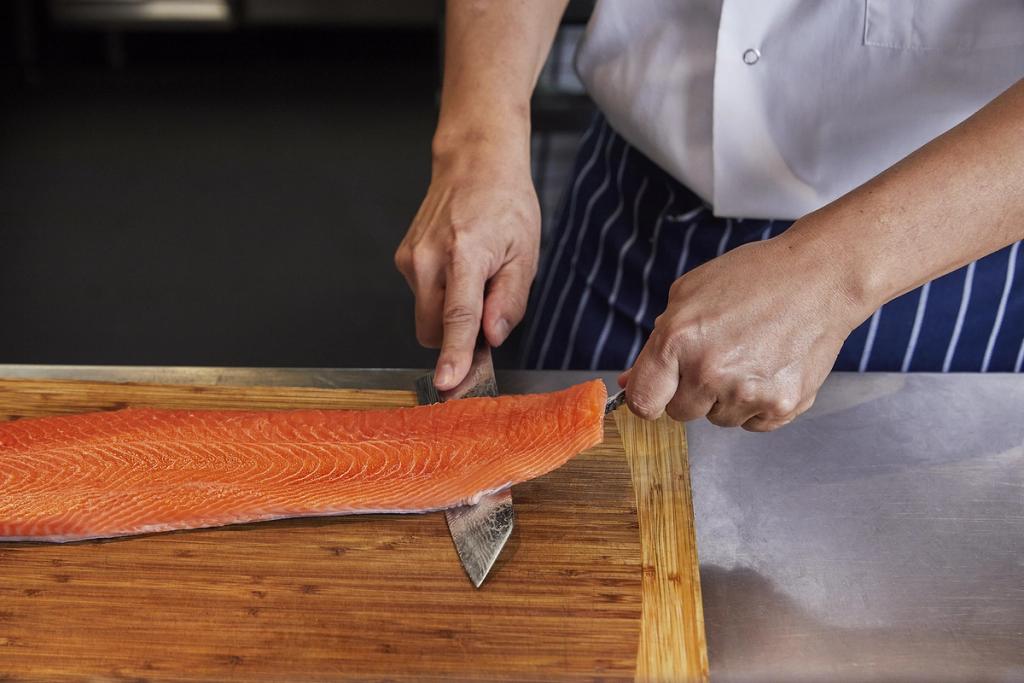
[615,408,708,683]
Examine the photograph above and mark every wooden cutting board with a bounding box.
[0,379,706,682]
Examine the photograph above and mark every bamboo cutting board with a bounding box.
[0,379,706,682]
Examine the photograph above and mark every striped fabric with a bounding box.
[523,115,1024,373]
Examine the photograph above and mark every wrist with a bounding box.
[432,104,531,168]
[430,134,532,184]
[774,210,886,332]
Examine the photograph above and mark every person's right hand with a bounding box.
[395,143,540,391]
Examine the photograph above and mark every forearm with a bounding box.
[398,1,559,387]
[782,78,1024,322]
[433,0,570,163]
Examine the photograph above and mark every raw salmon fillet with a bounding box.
[0,380,606,542]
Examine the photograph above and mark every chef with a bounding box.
[395,1,1024,431]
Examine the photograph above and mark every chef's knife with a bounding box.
[415,341,511,588]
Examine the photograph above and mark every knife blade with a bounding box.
[605,389,626,414]
[415,341,512,588]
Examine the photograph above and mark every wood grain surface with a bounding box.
[0,379,706,682]
[617,411,708,682]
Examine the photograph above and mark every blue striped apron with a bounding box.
[523,115,1024,373]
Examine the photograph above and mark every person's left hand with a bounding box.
[620,228,869,431]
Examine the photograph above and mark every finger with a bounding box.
[704,380,766,427]
[396,241,446,347]
[394,243,413,283]
[617,368,631,389]
[706,400,761,428]
[482,257,534,348]
[664,382,717,423]
[741,414,794,432]
[409,249,446,348]
[624,337,680,420]
[413,283,444,348]
[435,256,487,390]
[741,394,816,432]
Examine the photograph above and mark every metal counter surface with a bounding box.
[1,365,1021,682]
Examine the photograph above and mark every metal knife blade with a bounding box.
[415,341,512,588]
[605,389,626,415]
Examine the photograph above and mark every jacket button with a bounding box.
[742,48,761,65]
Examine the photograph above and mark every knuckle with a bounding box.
[409,246,435,275]
[654,325,694,360]
[768,394,800,417]
[443,304,478,328]
[394,246,411,273]
[508,204,536,230]
[444,227,476,261]
[733,379,761,405]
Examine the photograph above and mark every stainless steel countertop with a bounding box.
[2,365,1021,682]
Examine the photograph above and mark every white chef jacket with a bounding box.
[575,0,1024,219]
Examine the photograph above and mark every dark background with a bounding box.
[0,0,593,369]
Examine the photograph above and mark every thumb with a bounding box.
[482,258,534,347]
[624,339,680,420]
